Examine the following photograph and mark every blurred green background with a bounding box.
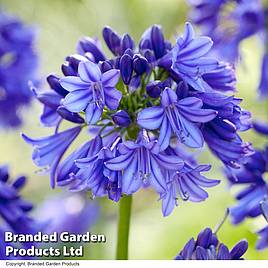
[1,0,268,260]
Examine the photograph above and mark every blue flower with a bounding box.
[256,226,268,251]
[105,130,184,195]
[0,165,42,259]
[138,87,217,150]
[170,23,219,92]
[256,201,268,250]
[188,0,264,63]
[253,120,268,136]
[0,10,38,128]
[24,22,251,217]
[175,227,248,260]
[58,135,122,202]
[259,53,268,98]
[160,146,220,216]
[225,148,268,224]
[22,126,81,188]
[60,60,121,124]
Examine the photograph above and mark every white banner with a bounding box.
[1,260,268,268]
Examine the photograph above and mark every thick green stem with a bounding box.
[116,195,132,260]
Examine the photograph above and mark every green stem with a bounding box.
[116,195,132,260]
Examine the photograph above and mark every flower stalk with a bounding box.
[116,195,132,260]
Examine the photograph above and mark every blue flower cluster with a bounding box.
[0,165,40,259]
[23,22,252,216]
[175,227,248,260]
[188,0,268,98]
[0,10,38,128]
[225,121,268,250]
[0,165,99,259]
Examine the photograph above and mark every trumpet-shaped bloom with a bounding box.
[175,227,248,260]
[60,60,121,124]
[161,159,220,216]
[170,23,218,92]
[105,131,184,195]
[138,88,217,150]
[22,126,81,188]
[59,136,122,201]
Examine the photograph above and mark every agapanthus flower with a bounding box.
[175,227,248,260]
[24,22,251,216]
[256,200,268,250]
[161,146,220,216]
[225,120,268,249]
[188,0,268,98]
[138,87,217,149]
[22,126,82,188]
[0,165,42,259]
[0,10,38,128]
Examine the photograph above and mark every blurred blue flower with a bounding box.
[188,0,267,98]
[256,201,268,250]
[225,148,268,224]
[175,227,248,260]
[0,10,38,128]
[36,193,99,235]
[0,165,42,259]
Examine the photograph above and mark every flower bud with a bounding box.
[57,106,85,124]
[151,25,165,59]
[112,110,131,127]
[120,54,133,85]
[102,26,121,55]
[77,37,106,62]
[47,74,68,97]
[99,60,113,73]
[146,80,162,98]
[121,34,134,54]
[133,54,148,75]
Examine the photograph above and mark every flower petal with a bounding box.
[137,106,164,129]
[102,69,120,87]
[78,60,101,82]
[63,90,92,112]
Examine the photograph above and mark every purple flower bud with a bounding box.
[146,80,162,98]
[61,62,76,76]
[77,37,106,63]
[143,49,155,63]
[176,81,189,99]
[133,55,148,75]
[129,75,141,92]
[99,60,113,73]
[121,34,134,54]
[112,110,131,127]
[120,54,133,85]
[151,25,165,59]
[47,74,68,97]
[57,106,85,124]
[66,54,85,72]
[124,48,134,57]
[102,26,121,55]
